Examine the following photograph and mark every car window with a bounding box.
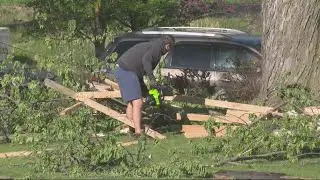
[112,40,147,59]
[170,43,212,69]
[212,43,260,71]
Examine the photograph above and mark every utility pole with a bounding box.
[0,27,9,62]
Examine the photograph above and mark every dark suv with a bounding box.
[100,27,262,98]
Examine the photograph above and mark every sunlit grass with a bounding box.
[0,0,30,5]
[190,16,262,35]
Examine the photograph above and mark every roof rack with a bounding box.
[143,26,247,35]
[140,28,233,39]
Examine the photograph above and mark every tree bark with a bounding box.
[261,0,320,104]
[94,40,106,59]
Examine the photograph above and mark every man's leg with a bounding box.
[132,98,143,135]
[114,66,144,135]
[126,101,135,133]
[126,102,133,121]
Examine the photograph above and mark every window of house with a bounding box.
[170,43,212,70]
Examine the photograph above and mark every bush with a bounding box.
[163,69,216,99]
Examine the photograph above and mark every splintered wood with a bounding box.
[44,78,166,140]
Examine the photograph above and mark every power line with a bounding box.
[0,41,50,59]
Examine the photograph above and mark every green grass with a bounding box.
[0,4,33,28]
[0,135,320,179]
[0,0,30,5]
[0,143,33,153]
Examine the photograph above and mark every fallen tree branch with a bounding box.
[215,151,286,166]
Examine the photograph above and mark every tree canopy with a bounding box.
[27,0,215,57]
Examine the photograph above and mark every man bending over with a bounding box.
[114,35,175,137]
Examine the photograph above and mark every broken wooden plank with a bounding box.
[304,106,320,116]
[75,91,121,100]
[176,113,210,122]
[226,110,253,124]
[165,95,273,113]
[0,141,139,159]
[182,125,209,138]
[181,125,227,138]
[45,79,120,101]
[44,79,76,98]
[87,81,112,91]
[0,151,32,158]
[82,99,166,139]
[184,132,209,139]
[82,99,134,125]
[176,113,248,125]
[59,102,83,116]
[104,78,120,90]
[117,141,139,147]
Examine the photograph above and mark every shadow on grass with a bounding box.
[11,54,37,66]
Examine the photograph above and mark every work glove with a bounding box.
[148,74,158,89]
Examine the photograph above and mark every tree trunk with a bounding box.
[94,40,106,59]
[261,0,320,105]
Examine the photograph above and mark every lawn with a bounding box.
[1,135,320,179]
[0,0,30,5]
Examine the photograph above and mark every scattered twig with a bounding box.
[296,152,320,158]
[248,101,288,128]
[226,162,246,166]
[215,151,286,166]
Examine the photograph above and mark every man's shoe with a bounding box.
[119,126,135,134]
[132,133,142,139]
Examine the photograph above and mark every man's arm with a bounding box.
[141,47,155,78]
[141,45,158,86]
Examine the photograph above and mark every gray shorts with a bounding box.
[114,66,147,102]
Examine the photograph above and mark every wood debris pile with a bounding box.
[44,78,320,140]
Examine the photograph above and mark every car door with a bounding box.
[161,40,262,91]
[210,41,262,98]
